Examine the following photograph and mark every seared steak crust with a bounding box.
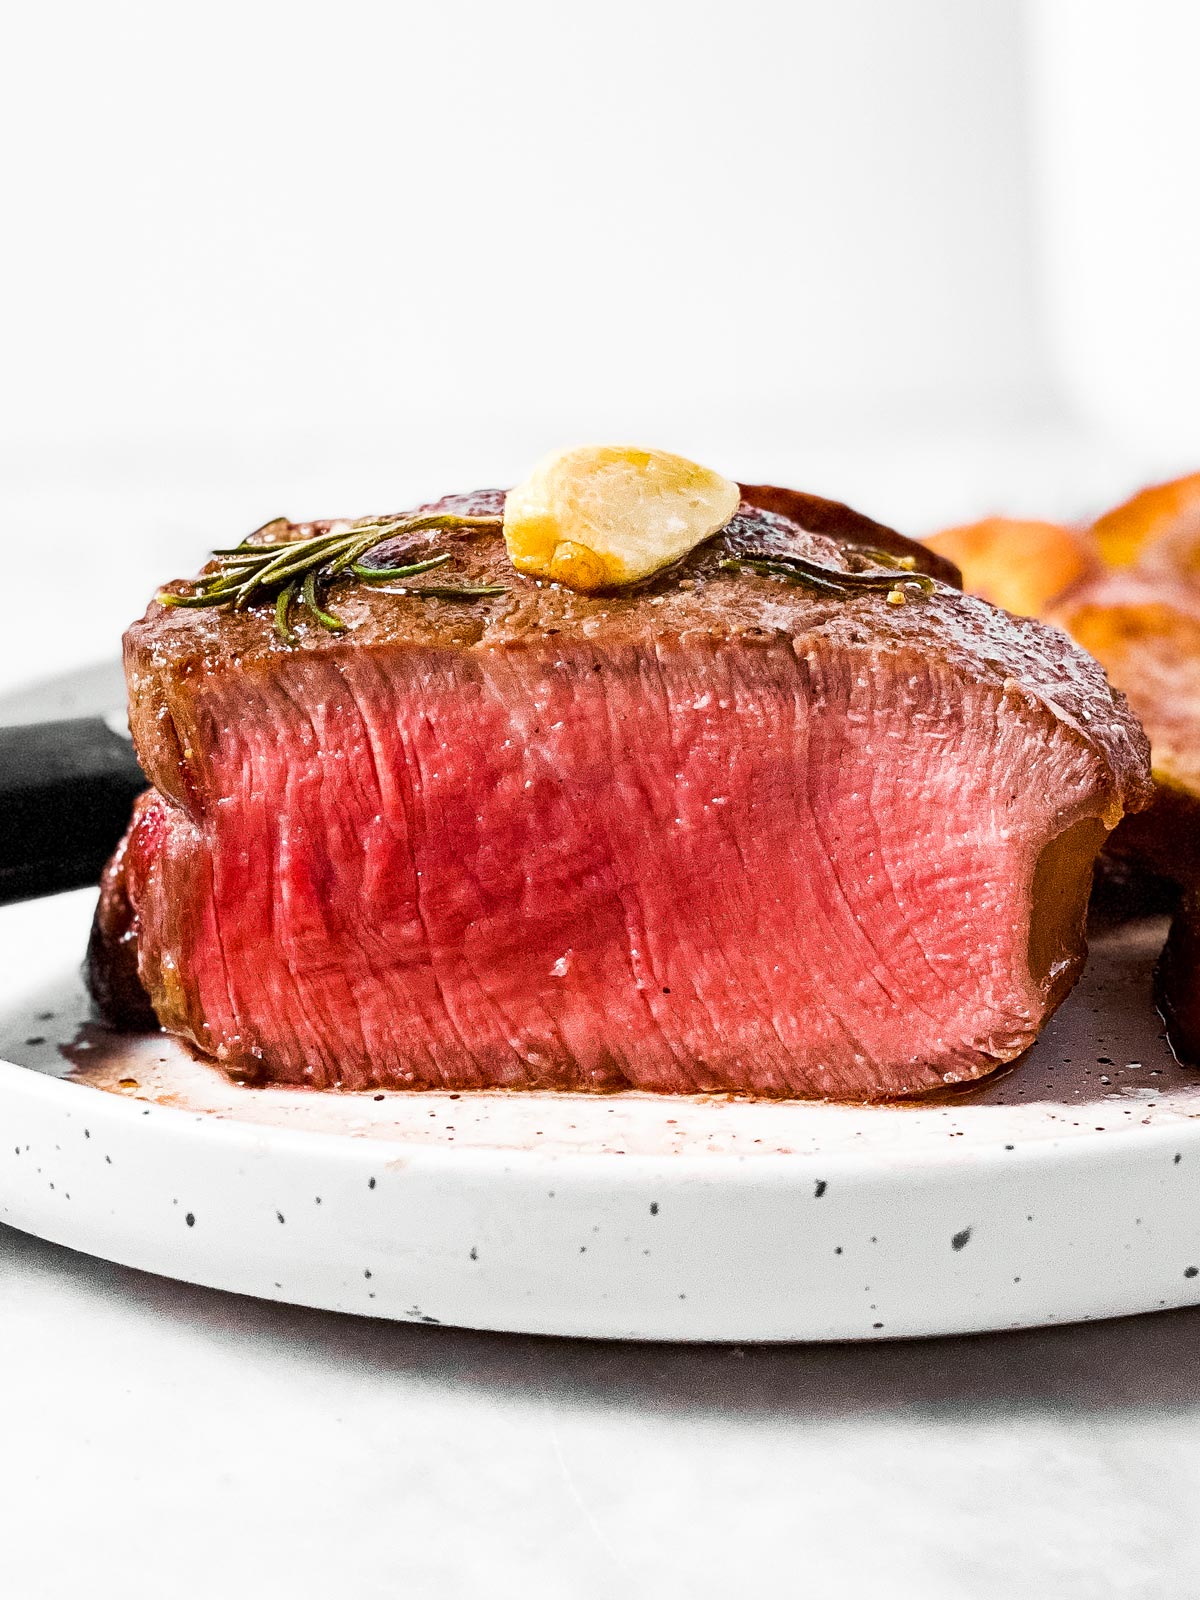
[94,490,1151,1097]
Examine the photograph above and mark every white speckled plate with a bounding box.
[2,883,1200,1340]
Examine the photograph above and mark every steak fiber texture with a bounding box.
[91,489,1151,1098]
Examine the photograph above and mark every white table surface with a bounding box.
[5,419,1200,1598]
[4,1221,1200,1598]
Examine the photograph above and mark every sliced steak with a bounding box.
[91,490,1151,1097]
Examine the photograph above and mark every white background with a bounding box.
[4,0,1199,693]
[1,0,1043,451]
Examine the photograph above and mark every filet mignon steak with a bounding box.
[90,489,1151,1097]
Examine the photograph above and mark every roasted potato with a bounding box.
[920,517,1092,618]
[1092,470,1200,570]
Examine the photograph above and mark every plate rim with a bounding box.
[6,1048,1200,1180]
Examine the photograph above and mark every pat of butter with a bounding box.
[504,445,740,593]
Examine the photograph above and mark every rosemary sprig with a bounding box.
[157,513,505,644]
[719,549,935,599]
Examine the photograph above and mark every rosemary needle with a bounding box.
[349,552,451,582]
[719,552,934,598]
[301,569,347,633]
[158,513,505,644]
[274,580,301,648]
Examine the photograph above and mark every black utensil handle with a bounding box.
[0,718,148,906]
